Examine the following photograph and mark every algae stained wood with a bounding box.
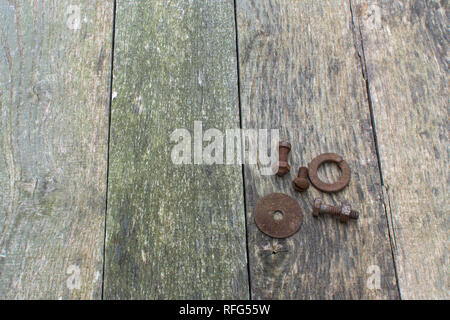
[104,0,249,299]
[352,0,449,299]
[0,1,113,299]
[236,0,399,299]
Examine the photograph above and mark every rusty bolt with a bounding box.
[292,167,310,192]
[276,141,291,177]
[312,198,359,223]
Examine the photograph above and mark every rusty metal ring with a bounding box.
[308,153,351,193]
[254,193,303,239]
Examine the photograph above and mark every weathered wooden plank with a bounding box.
[352,0,449,299]
[236,0,399,299]
[0,1,113,299]
[104,0,249,299]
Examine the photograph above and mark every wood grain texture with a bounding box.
[352,0,449,299]
[0,0,113,299]
[104,0,249,299]
[236,0,399,299]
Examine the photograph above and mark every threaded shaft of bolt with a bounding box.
[320,204,341,216]
[298,167,308,179]
[350,210,359,219]
[279,143,291,162]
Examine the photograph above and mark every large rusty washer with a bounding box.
[308,153,351,193]
[254,193,303,238]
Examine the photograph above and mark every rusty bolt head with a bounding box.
[277,161,291,176]
[312,198,322,217]
[276,141,292,177]
[292,177,309,192]
[292,167,310,192]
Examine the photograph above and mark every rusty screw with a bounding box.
[312,198,359,223]
[292,167,310,192]
[276,141,291,177]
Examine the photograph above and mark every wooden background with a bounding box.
[0,0,447,299]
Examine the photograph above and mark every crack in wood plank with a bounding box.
[352,0,449,299]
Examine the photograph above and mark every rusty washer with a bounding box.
[308,153,351,193]
[254,193,303,239]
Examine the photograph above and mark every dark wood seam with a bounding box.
[348,0,402,299]
[101,0,117,301]
[234,0,252,300]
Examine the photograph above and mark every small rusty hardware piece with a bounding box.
[254,193,303,238]
[276,141,291,177]
[292,167,310,192]
[312,198,359,223]
[308,153,351,193]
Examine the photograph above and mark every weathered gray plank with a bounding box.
[237,0,399,299]
[104,0,249,299]
[0,0,113,299]
[352,0,449,299]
